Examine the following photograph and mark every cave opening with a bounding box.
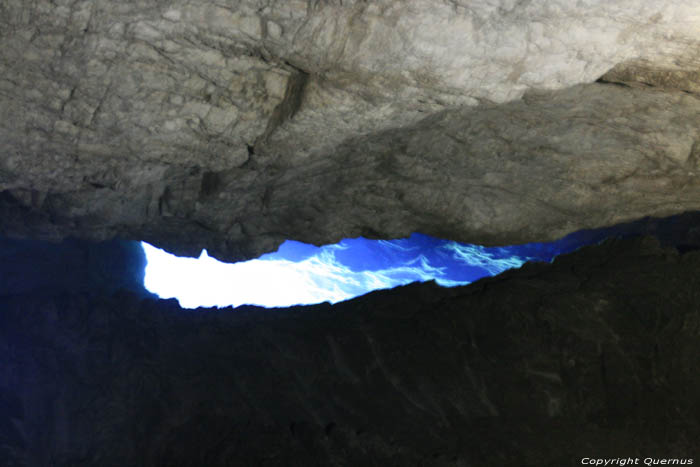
[141,211,700,309]
[141,225,630,309]
[2,213,697,310]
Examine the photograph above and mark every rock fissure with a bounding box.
[260,66,310,143]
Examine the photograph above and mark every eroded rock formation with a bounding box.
[2,1,700,259]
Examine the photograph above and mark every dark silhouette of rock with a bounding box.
[0,236,147,298]
[1,236,699,465]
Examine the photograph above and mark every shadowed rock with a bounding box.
[1,236,699,465]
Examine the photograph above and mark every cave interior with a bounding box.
[2,0,700,465]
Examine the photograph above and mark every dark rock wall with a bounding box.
[1,236,699,466]
[0,236,147,298]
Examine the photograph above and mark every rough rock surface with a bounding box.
[2,1,700,259]
[1,236,699,466]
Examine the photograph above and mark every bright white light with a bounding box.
[141,242,462,309]
[141,230,611,309]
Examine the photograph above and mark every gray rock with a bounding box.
[2,0,700,258]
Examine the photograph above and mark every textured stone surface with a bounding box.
[1,236,700,466]
[2,1,700,259]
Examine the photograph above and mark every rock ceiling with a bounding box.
[2,0,700,259]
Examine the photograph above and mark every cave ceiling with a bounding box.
[2,0,700,259]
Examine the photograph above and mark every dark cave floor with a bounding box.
[1,234,699,466]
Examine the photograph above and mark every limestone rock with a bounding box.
[4,81,700,260]
[2,0,700,259]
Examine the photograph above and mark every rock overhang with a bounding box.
[1,0,700,260]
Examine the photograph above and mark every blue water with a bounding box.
[142,227,620,309]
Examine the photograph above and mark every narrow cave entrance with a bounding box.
[1,213,698,309]
[142,221,652,309]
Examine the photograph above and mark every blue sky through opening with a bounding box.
[143,228,617,309]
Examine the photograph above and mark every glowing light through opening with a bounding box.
[142,229,617,309]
